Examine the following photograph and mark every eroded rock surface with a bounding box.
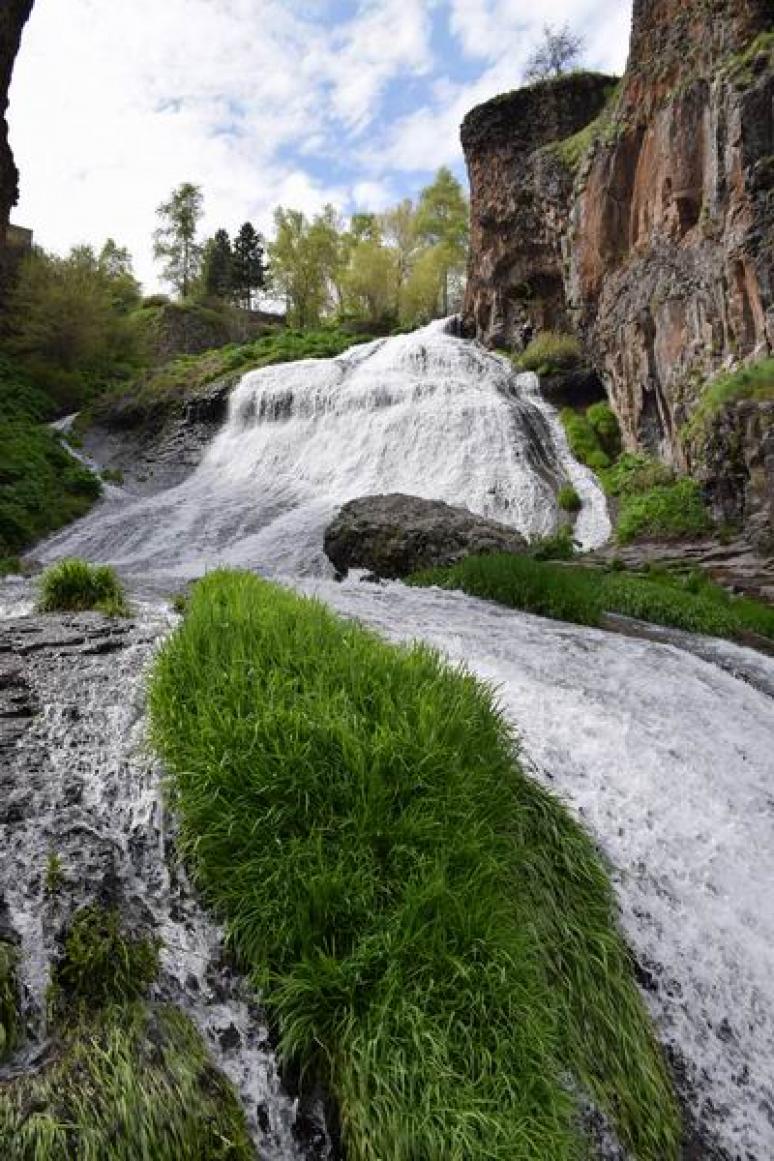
[0,0,32,248]
[324,493,527,578]
[462,0,774,541]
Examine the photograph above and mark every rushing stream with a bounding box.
[3,322,773,1157]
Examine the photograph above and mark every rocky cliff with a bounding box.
[0,0,33,251]
[462,0,774,544]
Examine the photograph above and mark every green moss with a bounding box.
[517,332,583,375]
[547,81,622,170]
[38,559,129,616]
[0,1003,254,1159]
[149,570,680,1160]
[0,942,20,1061]
[723,31,774,86]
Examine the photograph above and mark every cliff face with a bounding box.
[0,0,33,248]
[463,0,774,543]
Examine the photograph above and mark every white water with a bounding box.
[7,321,774,1155]
[38,321,609,582]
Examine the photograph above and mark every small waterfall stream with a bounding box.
[2,321,773,1157]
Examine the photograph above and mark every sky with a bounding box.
[9,0,633,292]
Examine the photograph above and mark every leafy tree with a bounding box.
[524,23,584,82]
[380,198,418,298]
[153,182,204,299]
[343,239,398,326]
[399,246,446,327]
[202,229,235,301]
[269,208,328,329]
[415,168,469,316]
[232,222,266,309]
[349,213,381,244]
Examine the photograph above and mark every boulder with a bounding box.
[323,494,527,579]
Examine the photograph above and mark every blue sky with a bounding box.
[9,0,633,291]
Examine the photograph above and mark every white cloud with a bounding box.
[6,0,632,291]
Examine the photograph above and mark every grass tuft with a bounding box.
[49,906,160,1017]
[149,569,680,1161]
[0,942,20,1061]
[683,357,774,444]
[557,484,582,514]
[517,332,582,375]
[38,558,129,616]
[0,1003,254,1159]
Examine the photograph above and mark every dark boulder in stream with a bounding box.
[324,493,528,579]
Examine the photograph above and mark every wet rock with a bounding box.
[324,493,528,579]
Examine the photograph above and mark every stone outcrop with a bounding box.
[323,493,527,578]
[0,0,33,251]
[462,0,774,541]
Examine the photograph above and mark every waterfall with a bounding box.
[38,320,609,584]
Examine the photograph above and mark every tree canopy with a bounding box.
[524,24,585,82]
[153,182,204,299]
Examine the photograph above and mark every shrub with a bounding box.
[616,479,711,544]
[586,402,622,460]
[557,484,582,513]
[149,571,680,1161]
[602,453,674,497]
[38,558,129,616]
[518,331,582,374]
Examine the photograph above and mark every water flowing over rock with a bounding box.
[36,320,609,584]
[462,0,774,543]
[323,493,528,578]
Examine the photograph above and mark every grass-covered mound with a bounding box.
[411,554,774,642]
[683,357,774,443]
[149,570,680,1161]
[37,558,129,616]
[89,327,374,431]
[0,358,102,564]
[517,331,582,375]
[0,905,252,1159]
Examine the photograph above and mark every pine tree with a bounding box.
[202,229,234,300]
[232,222,266,310]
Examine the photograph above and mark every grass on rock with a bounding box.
[149,569,680,1161]
[0,942,20,1061]
[517,331,582,375]
[37,558,129,616]
[557,483,582,514]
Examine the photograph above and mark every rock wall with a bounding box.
[0,0,33,250]
[462,0,774,540]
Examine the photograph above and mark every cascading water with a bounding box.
[3,321,773,1157]
[37,320,609,584]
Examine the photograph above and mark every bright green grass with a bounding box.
[413,553,603,626]
[557,484,582,513]
[88,327,374,430]
[0,1003,254,1160]
[38,558,129,616]
[149,569,680,1161]
[560,407,611,471]
[411,553,774,642]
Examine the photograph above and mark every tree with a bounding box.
[380,198,418,299]
[269,208,328,329]
[524,24,584,82]
[415,168,469,316]
[153,182,204,299]
[232,222,266,310]
[398,246,446,327]
[343,239,398,326]
[202,229,235,301]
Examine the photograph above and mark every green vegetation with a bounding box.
[38,558,129,616]
[0,1003,252,1159]
[411,553,774,642]
[529,526,578,560]
[559,405,713,545]
[150,570,680,1161]
[560,405,612,470]
[49,905,159,1016]
[0,942,20,1061]
[88,326,375,430]
[549,81,622,170]
[615,479,711,544]
[557,483,582,513]
[518,332,582,375]
[683,358,774,444]
[0,358,102,558]
[100,467,124,485]
[723,31,774,86]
